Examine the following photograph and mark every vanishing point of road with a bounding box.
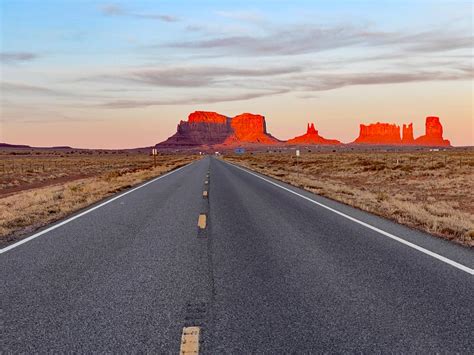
[1,157,473,353]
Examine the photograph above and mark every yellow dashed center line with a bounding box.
[180,326,200,354]
[204,180,209,185]
[203,191,208,198]
[198,214,207,229]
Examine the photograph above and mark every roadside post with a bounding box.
[296,149,300,178]
[152,148,157,167]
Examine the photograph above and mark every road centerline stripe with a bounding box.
[180,326,200,354]
[224,160,473,275]
[198,214,207,229]
[0,162,194,255]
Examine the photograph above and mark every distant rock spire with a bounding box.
[414,117,450,146]
[402,123,414,144]
[287,122,340,145]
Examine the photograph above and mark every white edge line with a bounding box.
[0,162,193,254]
[224,161,473,275]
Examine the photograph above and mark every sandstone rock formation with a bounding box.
[402,123,414,144]
[414,116,450,146]
[157,111,452,149]
[188,111,227,124]
[157,111,278,148]
[352,117,451,146]
[287,123,340,145]
[353,123,401,144]
[227,113,279,144]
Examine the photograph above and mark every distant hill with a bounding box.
[0,142,157,153]
[0,143,73,150]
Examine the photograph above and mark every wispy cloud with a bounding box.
[169,24,472,56]
[94,65,472,108]
[0,82,114,101]
[100,3,179,22]
[185,24,205,32]
[0,52,39,64]
[100,4,123,16]
[0,82,58,95]
[83,65,303,88]
[215,10,264,23]
[288,70,472,92]
[100,89,288,108]
[403,33,473,52]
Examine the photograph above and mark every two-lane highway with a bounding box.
[1,159,213,353]
[1,156,473,353]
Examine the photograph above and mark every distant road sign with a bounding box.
[296,149,300,157]
[235,148,245,154]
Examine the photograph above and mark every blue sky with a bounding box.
[1,0,472,147]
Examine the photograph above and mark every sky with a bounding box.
[0,0,473,148]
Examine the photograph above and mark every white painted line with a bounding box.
[225,161,474,275]
[0,163,193,255]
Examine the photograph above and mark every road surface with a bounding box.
[1,156,473,353]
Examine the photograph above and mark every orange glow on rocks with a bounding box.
[354,122,402,144]
[402,123,415,144]
[287,123,340,145]
[353,117,450,146]
[158,111,278,148]
[157,112,452,148]
[188,111,227,124]
[227,113,278,144]
[414,117,450,146]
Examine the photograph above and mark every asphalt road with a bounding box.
[1,156,473,353]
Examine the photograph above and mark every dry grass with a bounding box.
[224,149,474,247]
[0,149,160,194]
[0,150,197,246]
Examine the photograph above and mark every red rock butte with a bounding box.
[156,112,452,148]
[354,122,402,145]
[287,123,340,145]
[157,111,279,148]
[414,117,450,146]
[353,117,450,146]
[228,113,278,144]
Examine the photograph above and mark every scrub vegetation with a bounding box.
[224,149,474,247]
[0,149,197,246]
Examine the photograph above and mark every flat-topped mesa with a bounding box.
[287,122,341,145]
[354,122,401,144]
[188,111,227,124]
[156,111,278,148]
[414,116,451,146]
[226,113,278,144]
[157,111,232,147]
[402,123,415,144]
